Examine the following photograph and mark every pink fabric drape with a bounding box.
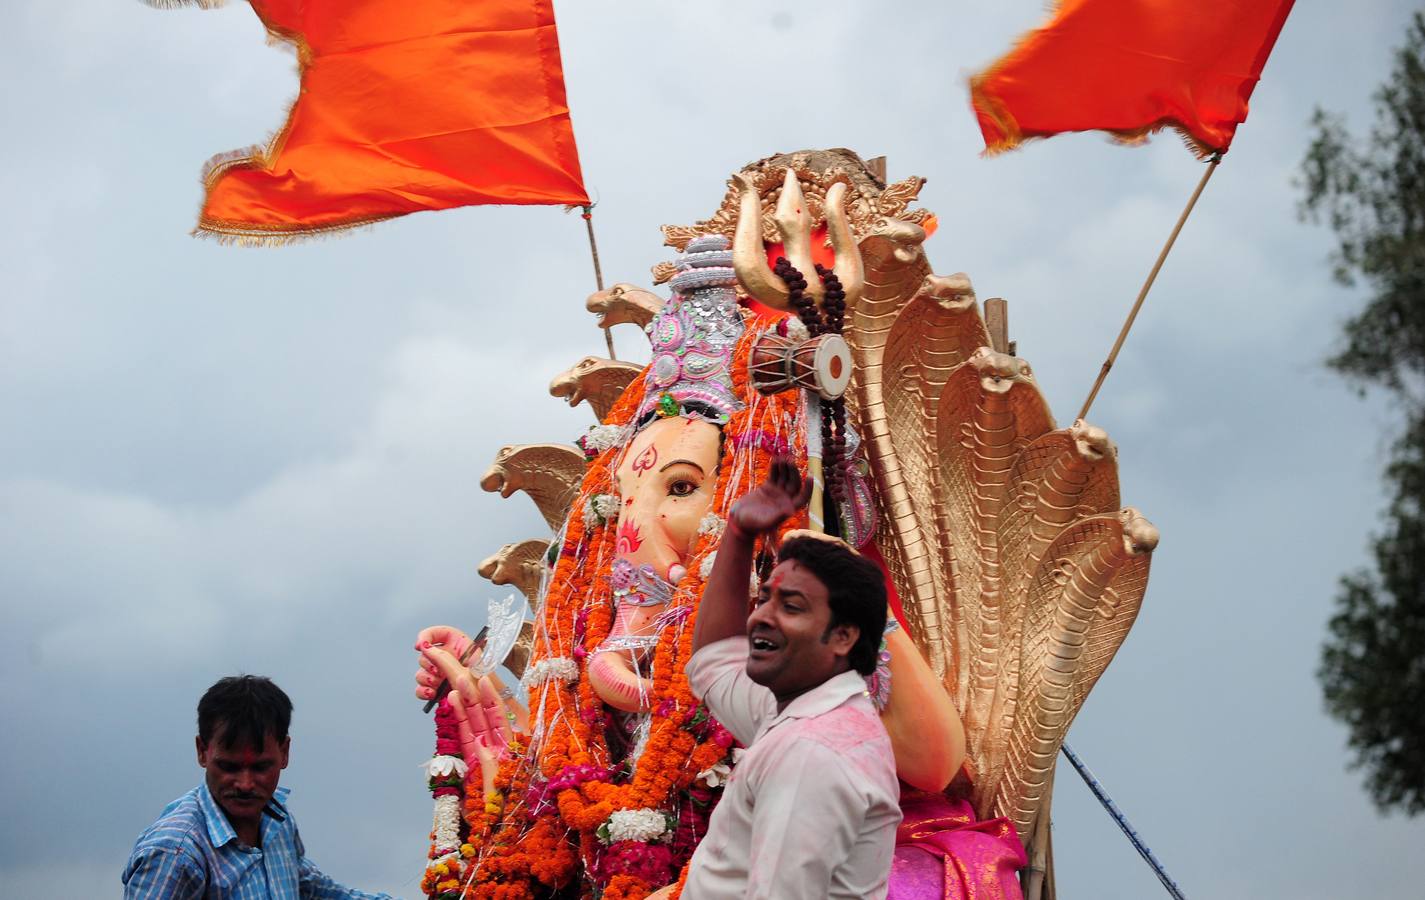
[889,789,1028,900]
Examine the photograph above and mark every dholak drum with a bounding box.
[749,331,852,400]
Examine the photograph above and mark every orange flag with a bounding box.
[970,0,1295,157]
[186,0,588,242]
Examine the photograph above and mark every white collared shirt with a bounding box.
[682,636,901,900]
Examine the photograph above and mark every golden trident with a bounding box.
[730,167,866,531]
[730,168,864,312]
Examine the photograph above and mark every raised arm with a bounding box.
[692,457,810,653]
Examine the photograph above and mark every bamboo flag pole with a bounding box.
[1076,153,1221,422]
[580,203,617,360]
[1022,766,1056,900]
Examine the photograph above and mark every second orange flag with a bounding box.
[970,0,1295,158]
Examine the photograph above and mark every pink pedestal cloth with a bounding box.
[888,788,1027,900]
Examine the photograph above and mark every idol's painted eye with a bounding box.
[667,479,698,498]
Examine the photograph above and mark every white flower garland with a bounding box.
[581,423,629,454]
[431,794,463,854]
[521,656,579,691]
[421,755,468,781]
[604,808,670,843]
[583,493,619,530]
[697,512,726,538]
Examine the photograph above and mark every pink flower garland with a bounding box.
[591,840,676,885]
[432,698,463,798]
[423,697,470,899]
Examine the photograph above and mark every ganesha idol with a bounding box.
[412,149,1158,900]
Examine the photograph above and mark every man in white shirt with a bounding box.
[681,457,901,900]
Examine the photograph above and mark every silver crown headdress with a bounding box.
[637,235,745,425]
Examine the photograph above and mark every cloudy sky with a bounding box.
[4,1,1424,897]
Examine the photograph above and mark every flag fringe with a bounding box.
[187,14,332,245]
[195,130,396,246]
[967,1,1069,154]
[192,216,392,247]
[972,86,1221,161]
[1105,121,1220,160]
[969,76,1025,156]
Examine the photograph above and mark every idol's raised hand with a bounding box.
[421,647,515,795]
[727,455,811,537]
[413,624,475,701]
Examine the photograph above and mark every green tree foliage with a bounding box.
[1301,12,1425,815]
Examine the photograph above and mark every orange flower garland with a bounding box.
[442,315,811,899]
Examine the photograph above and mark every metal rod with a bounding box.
[581,203,616,360]
[1061,743,1188,900]
[1076,154,1220,422]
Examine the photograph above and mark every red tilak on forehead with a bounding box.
[215,746,266,765]
[631,444,657,474]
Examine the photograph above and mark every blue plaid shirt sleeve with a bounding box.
[123,843,207,900]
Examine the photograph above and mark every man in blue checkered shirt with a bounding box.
[122,676,397,899]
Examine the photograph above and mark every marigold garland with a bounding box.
[431,316,809,899]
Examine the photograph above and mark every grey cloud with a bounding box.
[3,1,1424,897]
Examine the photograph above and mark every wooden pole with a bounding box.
[581,204,617,360]
[866,155,888,184]
[1023,767,1054,900]
[1044,822,1056,900]
[1076,154,1220,422]
[985,297,1010,354]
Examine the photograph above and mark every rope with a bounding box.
[1060,742,1188,900]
